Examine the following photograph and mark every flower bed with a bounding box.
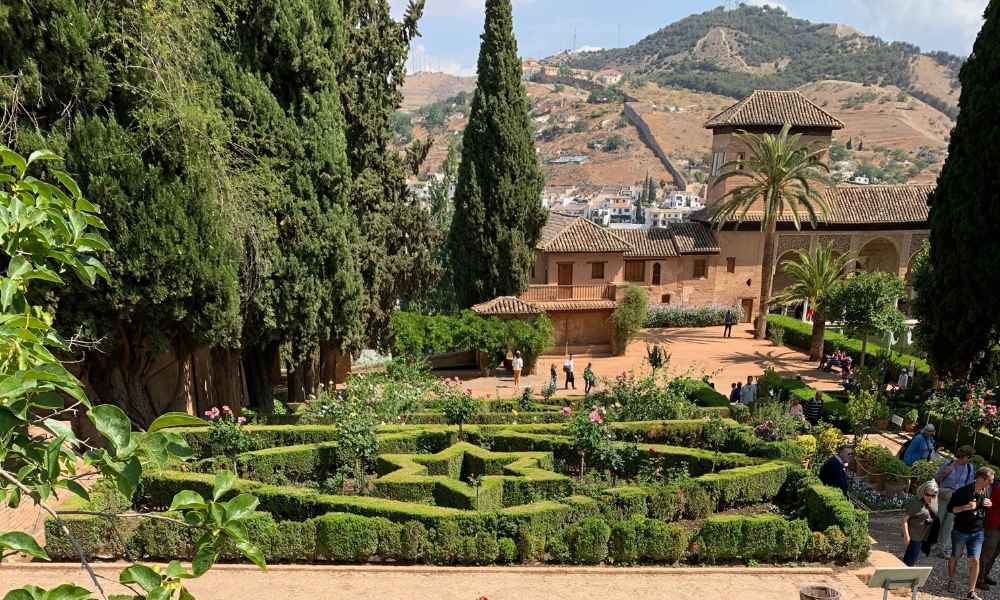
[848,479,908,512]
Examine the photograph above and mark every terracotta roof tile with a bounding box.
[536,300,617,311]
[615,228,680,258]
[705,90,844,129]
[670,223,722,254]
[537,213,633,253]
[694,184,932,226]
[470,296,543,316]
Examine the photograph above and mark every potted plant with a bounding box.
[884,458,911,496]
[904,409,920,432]
[796,434,817,468]
[875,402,891,430]
[909,459,939,493]
[855,439,880,474]
[870,449,894,489]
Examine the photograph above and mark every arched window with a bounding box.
[652,263,661,285]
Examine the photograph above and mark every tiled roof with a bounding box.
[670,222,722,254]
[694,184,932,226]
[705,90,844,129]
[470,296,543,316]
[538,213,633,253]
[615,228,680,258]
[538,300,617,311]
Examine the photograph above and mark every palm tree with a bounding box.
[712,123,836,340]
[770,242,855,360]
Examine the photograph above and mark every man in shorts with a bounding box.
[947,466,996,599]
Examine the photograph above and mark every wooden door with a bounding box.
[557,264,573,299]
[741,299,754,323]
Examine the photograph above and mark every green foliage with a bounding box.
[644,303,743,328]
[610,284,648,355]
[916,2,1000,377]
[765,314,931,388]
[756,368,782,400]
[390,311,554,373]
[587,86,625,104]
[206,407,258,472]
[824,271,907,366]
[767,323,785,346]
[846,389,881,440]
[565,517,611,564]
[440,384,480,440]
[448,0,547,309]
[697,515,810,562]
[562,5,918,99]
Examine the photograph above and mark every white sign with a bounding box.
[891,414,904,427]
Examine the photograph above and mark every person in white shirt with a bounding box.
[564,355,576,390]
[512,351,524,387]
[740,375,757,405]
[898,371,910,389]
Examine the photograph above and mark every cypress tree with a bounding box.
[915,0,1000,377]
[338,0,441,353]
[448,0,546,308]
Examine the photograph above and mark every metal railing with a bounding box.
[519,285,616,302]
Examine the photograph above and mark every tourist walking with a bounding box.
[730,382,742,403]
[583,363,595,396]
[898,369,910,389]
[976,475,1000,591]
[563,355,575,390]
[723,310,733,337]
[903,424,936,467]
[946,467,994,599]
[902,480,940,566]
[512,351,523,388]
[739,375,757,405]
[803,391,824,426]
[819,444,853,497]
[935,446,979,559]
[549,362,558,393]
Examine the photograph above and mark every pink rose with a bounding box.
[649,446,655,453]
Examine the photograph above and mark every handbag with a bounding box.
[563,364,570,373]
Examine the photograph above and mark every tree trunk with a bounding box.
[209,346,243,417]
[860,330,868,368]
[319,341,338,391]
[579,452,586,480]
[82,323,168,429]
[302,347,320,399]
[809,313,826,361]
[288,347,319,403]
[754,219,778,340]
[242,342,278,413]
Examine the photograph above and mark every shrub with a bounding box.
[796,435,817,458]
[824,526,847,558]
[806,531,832,561]
[910,459,941,482]
[498,537,518,563]
[400,521,426,561]
[547,528,571,563]
[517,525,544,563]
[316,514,379,562]
[609,519,641,565]
[884,458,911,482]
[567,518,611,564]
[427,521,461,564]
[732,405,751,424]
[767,323,785,347]
[640,519,687,562]
[814,426,844,458]
[697,515,809,562]
[756,367,782,401]
[610,285,648,355]
[644,303,743,328]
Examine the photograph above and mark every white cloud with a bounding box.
[845,0,986,55]
[408,44,477,77]
[390,0,540,18]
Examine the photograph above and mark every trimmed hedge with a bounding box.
[690,382,731,408]
[697,462,791,511]
[765,315,931,388]
[697,515,810,562]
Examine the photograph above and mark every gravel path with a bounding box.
[0,564,857,600]
[868,511,998,600]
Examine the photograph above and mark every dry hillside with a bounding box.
[401,72,477,112]
[909,54,961,110]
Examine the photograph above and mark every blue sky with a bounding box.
[388,0,988,77]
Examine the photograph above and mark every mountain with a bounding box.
[401,72,477,112]
[549,5,962,115]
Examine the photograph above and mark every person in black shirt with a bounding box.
[947,467,996,599]
[802,390,824,427]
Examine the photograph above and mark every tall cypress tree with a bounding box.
[448,0,546,308]
[916,0,1000,377]
[338,0,440,353]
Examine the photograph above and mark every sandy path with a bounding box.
[464,324,845,400]
[0,565,858,600]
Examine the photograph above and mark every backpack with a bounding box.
[896,436,913,459]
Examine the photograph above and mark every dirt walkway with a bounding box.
[0,564,861,600]
[463,324,845,399]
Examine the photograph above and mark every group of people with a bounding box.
[509,352,596,395]
[728,376,758,405]
[818,425,1000,600]
[818,350,853,380]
